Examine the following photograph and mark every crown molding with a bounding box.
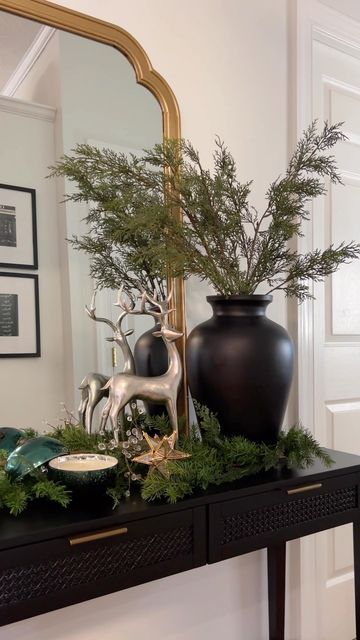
[313,25,360,59]
[1,25,55,96]
[0,94,56,121]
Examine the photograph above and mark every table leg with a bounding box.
[353,521,360,639]
[267,542,286,640]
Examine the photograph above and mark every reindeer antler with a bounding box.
[113,285,138,327]
[144,285,175,325]
[89,285,176,330]
[85,290,97,319]
[86,288,131,333]
[85,291,116,332]
[111,287,173,325]
[144,282,174,307]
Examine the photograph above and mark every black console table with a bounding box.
[1,449,360,640]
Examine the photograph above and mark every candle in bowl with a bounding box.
[48,453,118,493]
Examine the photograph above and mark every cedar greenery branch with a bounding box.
[0,448,71,516]
[48,145,170,297]
[49,121,360,299]
[0,408,333,514]
[141,403,333,503]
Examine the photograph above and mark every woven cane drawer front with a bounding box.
[0,526,191,606]
[222,485,357,544]
[0,508,205,625]
[209,476,359,562]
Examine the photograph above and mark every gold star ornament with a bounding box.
[132,431,190,478]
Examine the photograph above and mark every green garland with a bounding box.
[0,407,333,515]
[0,450,71,516]
[142,404,333,503]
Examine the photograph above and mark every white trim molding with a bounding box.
[294,2,360,639]
[1,25,55,97]
[0,94,55,122]
[314,25,360,60]
[296,1,360,438]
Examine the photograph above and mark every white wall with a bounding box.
[14,28,163,407]
[59,31,161,151]
[0,2,295,640]
[0,98,67,430]
[58,31,163,395]
[40,0,289,334]
[14,31,61,106]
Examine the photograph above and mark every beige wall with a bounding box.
[14,32,61,106]
[0,101,66,430]
[58,30,163,397]
[13,28,164,408]
[1,2,294,640]
[37,0,289,331]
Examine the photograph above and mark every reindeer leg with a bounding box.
[110,402,123,444]
[130,401,137,420]
[99,398,111,435]
[78,392,88,429]
[118,408,126,442]
[85,401,96,436]
[86,390,103,435]
[165,397,178,439]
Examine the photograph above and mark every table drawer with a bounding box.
[208,474,360,562]
[0,507,206,626]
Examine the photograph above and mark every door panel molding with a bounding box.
[296,2,360,638]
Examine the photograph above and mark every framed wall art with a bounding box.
[0,273,40,358]
[0,184,38,269]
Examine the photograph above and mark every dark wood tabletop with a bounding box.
[1,448,359,551]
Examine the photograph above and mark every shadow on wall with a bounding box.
[186,276,214,333]
[2,552,269,640]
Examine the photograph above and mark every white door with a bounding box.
[297,3,360,638]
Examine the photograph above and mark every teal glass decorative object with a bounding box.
[6,436,69,480]
[48,453,118,492]
[0,427,26,454]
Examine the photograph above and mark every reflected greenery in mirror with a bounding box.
[50,144,168,297]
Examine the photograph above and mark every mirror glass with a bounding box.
[0,11,163,430]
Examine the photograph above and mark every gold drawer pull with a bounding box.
[287,483,322,495]
[68,526,128,546]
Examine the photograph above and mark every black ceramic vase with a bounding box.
[134,322,168,417]
[186,295,294,443]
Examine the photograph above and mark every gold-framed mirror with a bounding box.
[0,0,187,429]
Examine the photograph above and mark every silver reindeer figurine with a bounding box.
[78,288,136,433]
[99,288,183,442]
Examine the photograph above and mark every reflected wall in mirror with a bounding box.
[0,6,184,432]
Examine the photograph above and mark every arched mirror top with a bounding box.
[0,0,187,426]
[0,0,181,136]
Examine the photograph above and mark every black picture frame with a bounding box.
[0,273,40,358]
[0,183,38,269]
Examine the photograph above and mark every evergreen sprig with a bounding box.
[48,145,168,296]
[0,471,71,516]
[142,406,333,503]
[0,474,28,515]
[0,421,128,516]
[0,410,333,513]
[49,121,360,298]
[47,423,100,453]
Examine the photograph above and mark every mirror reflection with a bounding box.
[0,11,163,431]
